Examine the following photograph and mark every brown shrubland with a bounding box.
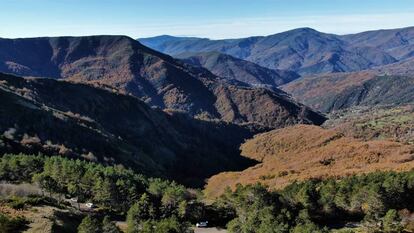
[205,124,414,198]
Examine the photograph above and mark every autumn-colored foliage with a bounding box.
[205,124,414,198]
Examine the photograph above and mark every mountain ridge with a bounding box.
[0,35,326,129]
[139,27,414,75]
[176,51,300,88]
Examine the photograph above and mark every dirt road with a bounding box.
[194,227,227,233]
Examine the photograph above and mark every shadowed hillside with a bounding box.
[0,73,260,186]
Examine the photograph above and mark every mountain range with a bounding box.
[0,36,325,129]
[2,27,414,194]
[140,27,414,75]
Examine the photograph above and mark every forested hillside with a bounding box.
[3,154,414,232]
[0,36,325,129]
[0,72,258,186]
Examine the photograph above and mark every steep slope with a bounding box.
[205,125,414,198]
[0,73,258,186]
[139,28,397,75]
[176,51,299,87]
[282,59,414,112]
[324,75,414,111]
[0,35,216,112]
[0,36,326,129]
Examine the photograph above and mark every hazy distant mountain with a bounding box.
[176,51,300,88]
[140,27,414,75]
[341,27,414,60]
[138,35,208,52]
[0,35,325,129]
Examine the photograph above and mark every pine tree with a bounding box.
[126,193,155,233]
[78,215,100,233]
[102,216,121,233]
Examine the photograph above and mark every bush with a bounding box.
[102,216,121,233]
[6,195,49,209]
[0,213,28,233]
[291,223,328,233]
[382,209,403,233]
[0,183,42,197]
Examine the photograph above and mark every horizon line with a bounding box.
[1,25,414,41]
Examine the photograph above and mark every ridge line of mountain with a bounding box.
[139,26,414,75]
[0,35,326,129]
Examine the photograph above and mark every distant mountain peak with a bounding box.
[139,27,410,75]
[282,27,320,34]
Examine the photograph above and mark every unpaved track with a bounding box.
[194,227,227,233]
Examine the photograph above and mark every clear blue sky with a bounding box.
[1,0,414,39]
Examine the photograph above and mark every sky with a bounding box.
[1,0,414,39]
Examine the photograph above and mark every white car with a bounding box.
[196,221,208,228]
[85,202,95,208]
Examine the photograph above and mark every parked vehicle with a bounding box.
[196,221,208,228]
[85,202,94,208]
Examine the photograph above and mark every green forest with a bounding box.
[0,154,414,232]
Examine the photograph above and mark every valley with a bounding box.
[2,11,414,232]
[0,72,259,187]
